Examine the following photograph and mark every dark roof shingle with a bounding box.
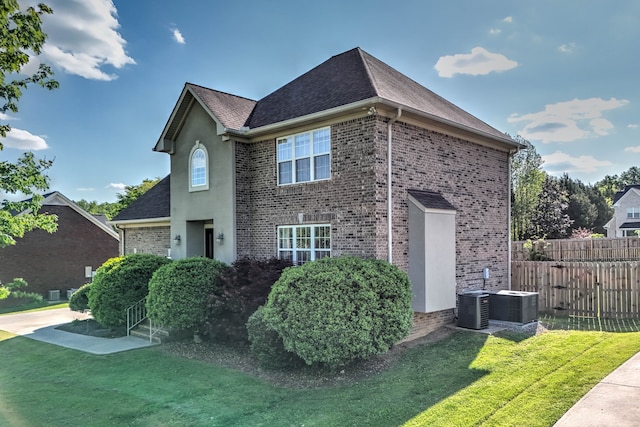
[244,47,509,142]
[613,184,640,204]
[408,189,456,211]
[112,175,170,221]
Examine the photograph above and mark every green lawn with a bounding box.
[1,325,639,427]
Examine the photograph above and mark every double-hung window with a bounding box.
[278,225,331,264]
[627,208,640,219]
[277,127,330,185]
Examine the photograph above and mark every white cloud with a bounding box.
[558,42,577,53]
[542,151,612,174]
[171,27,185,44]
[0,112,15,121]
[629,124,639,129]
[624,146,640,153]
[435,47,518,78]
[3,128,48,150]
[76,187,96,191]
[33,0,135,81]
[489,28,501,35]
[503,16,513,23]
[106,183,126,191]
[508,97,629,143]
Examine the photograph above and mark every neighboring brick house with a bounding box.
[120,47,521,338]
[110,175,171,257]
[605,185,640,237]
[0,192,119,298]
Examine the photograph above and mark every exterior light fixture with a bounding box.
[216,233,224,245]
[173,234,181,245]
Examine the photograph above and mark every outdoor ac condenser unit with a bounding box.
[457,292,490,330]
[489,290,539,323]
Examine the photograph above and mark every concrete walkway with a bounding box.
[0,307,156,354]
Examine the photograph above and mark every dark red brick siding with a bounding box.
[0,205,119,297]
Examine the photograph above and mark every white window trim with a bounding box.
[277,127,331,186]
[627,207,640,219]
[277,224,331,264]
[189,141,209,192]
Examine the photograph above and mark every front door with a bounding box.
[205,228,214,259]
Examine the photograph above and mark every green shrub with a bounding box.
[147,257,228,331]
[0,278,41,303]
[88,254,171,328]
[247,306,304,369]
[10,291,43,303]
[203,257,292,342]
[69,283,91,312]
[262,256,413,367]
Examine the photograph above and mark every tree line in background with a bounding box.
[74,178,161,220]
[511,137,640,241]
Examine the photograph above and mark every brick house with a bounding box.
[0,191,119,298]
[605,184,640,237]
[112,47,520,338]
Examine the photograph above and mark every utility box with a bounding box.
[48,290,60,301]
[489,290,539,323]
[457,292,490,330]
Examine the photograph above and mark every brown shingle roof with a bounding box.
[157,47,516,150]
[188,83,256,130]
[244,48,510,142]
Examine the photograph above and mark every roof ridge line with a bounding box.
[356,48,381,96]
[185,82,257,103]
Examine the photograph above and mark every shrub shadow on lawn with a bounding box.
[157,326,494,395]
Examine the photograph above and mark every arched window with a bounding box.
[189,143,209,191]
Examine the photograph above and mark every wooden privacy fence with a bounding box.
[512,237,640,262]
[512,261,640,319]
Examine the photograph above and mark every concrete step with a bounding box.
[129,319,170,344]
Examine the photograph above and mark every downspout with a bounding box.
[507,147,517,290]
[387,108,402,263]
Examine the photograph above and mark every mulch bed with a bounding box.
[55,319,125,338]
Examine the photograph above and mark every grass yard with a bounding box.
[1,324,639,427]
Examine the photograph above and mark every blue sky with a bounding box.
[3,0,639,202]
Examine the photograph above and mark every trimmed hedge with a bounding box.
[261,256,413,367]
[147,257,228,331]
[69,283,91,312]
[88,254,171,328]
[246,306,304,369]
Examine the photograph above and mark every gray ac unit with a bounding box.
[489,290,539,323]
[457,292,490,330]
[48,289,60,301]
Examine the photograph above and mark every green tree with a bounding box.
[528,176,573,239]
[75,199,119,220]
[511,138,546,240]
[558,174,597,233]
[74,177,161,220]
[115,178,160,213]
[0,1,59,247]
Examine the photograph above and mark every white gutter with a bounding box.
[387,108,402,263]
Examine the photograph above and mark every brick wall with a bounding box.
[0,205,119,297]
[234,115,511,339]
[238,116,379,260]
[121,226,170,257]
